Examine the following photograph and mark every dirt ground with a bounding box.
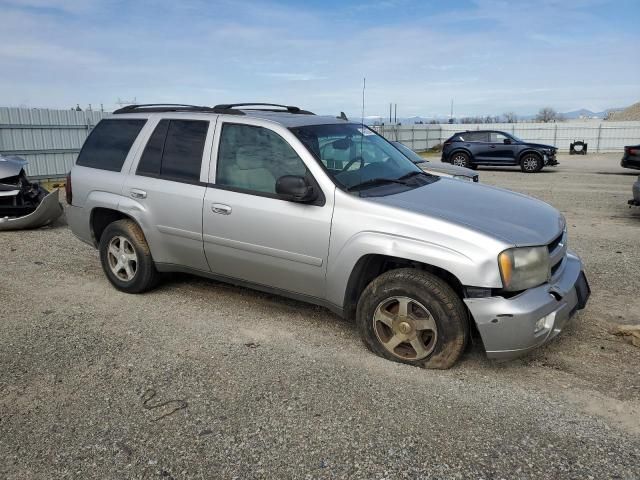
[1,153,639,479]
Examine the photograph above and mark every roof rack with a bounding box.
[213,103,315,115]
[112,104,244,115]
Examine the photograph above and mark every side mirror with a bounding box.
[503,138,512,144]
[276,175,317,203]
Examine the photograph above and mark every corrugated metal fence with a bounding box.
[0,107,109,178]
[2,107,640,178]
[373,121,640,153]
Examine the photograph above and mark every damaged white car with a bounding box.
[0,154,63,230]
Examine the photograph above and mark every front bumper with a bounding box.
[544,153,559,166]
[464,251,590,360]
[629,180,640,206]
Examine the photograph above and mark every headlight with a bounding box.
[453,175,472,181]
[498,246,551,291]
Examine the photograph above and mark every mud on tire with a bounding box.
[356,268,469,369]
[98,219,159,293]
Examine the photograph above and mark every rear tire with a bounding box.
[520,154,543,173]
[356,268,469,369]
[99,219,159,293]
[451,152,471,169]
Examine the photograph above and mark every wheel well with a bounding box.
[343,254,465,320]
[450,148,471,159]
[519,150,542,162]
[90,208,132,244]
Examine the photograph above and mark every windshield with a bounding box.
[291,123,429,193]
[392,142,428,164]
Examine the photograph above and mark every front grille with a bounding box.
[548,230,567,278]
[548,232,563,253]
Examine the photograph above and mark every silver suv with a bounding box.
[67,103,590,369]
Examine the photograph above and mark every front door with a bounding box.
[486,131,516,164]
[202,121,333,299]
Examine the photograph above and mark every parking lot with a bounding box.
[1,153,639,479]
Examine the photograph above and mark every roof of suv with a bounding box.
[111,103,349,128]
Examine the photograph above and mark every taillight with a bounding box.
[65,171,72,205]
[629,148,639,156]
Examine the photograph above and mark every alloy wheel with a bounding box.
[372,296,438,360]
[107,236,138,281]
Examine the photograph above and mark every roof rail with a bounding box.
[213,103,315,115]
[112,104,244,115]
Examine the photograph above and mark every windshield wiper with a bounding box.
[397,170,429,181]
[346,177,408,192]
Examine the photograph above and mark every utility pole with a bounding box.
[394,103,397,124]
[389,103,392,124]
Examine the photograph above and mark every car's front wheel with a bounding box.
[451,152,471,168]
[356,269,468,369]
[520,154,543,173]
[99,219,159,293]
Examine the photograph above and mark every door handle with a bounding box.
[489,145,496,149]
[130,188,147,199]
[211,203,232,215]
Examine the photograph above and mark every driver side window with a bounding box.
[489,132,509,143]
[216,124,308,195]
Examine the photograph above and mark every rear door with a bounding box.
[202,119,333,299]
[460,131,490,162]
[122,116,215,271]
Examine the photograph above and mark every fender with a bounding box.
[517,148,543,162]
[325,230,503,308]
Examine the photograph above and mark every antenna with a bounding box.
[361,77,366,126]
[450,98,454,119]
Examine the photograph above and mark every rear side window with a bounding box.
[459,131,488,142]
[136,119,208,183]
[76,119,146,171]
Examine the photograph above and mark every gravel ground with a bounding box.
[1,153,639,479]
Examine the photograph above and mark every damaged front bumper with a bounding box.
[0,188,63,230]
[464,251,590,360]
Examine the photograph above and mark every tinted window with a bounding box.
[217,124,307,194]
[459,131,488,142]
[136,119,208,183]
[137,120,169,176]
[77,119,146,171]
[161,120,208,182]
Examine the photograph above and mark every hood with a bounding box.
[419,161,476,178]
[0,155,28,180]
[369,179,564,246]
[520,142,556,150]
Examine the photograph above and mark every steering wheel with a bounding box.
[340,156,365,173]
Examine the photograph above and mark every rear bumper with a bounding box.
[464,251,589,360]
[66,204,94,246]
[621,156,640,170]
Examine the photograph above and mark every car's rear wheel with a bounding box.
[520,154,543,173]
[99,219,159,293]
[356,269,468,369]
[451,152,471,168]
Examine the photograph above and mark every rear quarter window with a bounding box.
[76,119,146,172]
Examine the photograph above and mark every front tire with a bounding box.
[520,153,543,173]
[451,152,471,168]
[99,219,159,293]
[356,269,469,369]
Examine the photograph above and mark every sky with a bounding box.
[0,0,639,119]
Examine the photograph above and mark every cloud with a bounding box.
[0,0,638,116]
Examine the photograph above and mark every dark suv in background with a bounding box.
[441,130,558,173]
